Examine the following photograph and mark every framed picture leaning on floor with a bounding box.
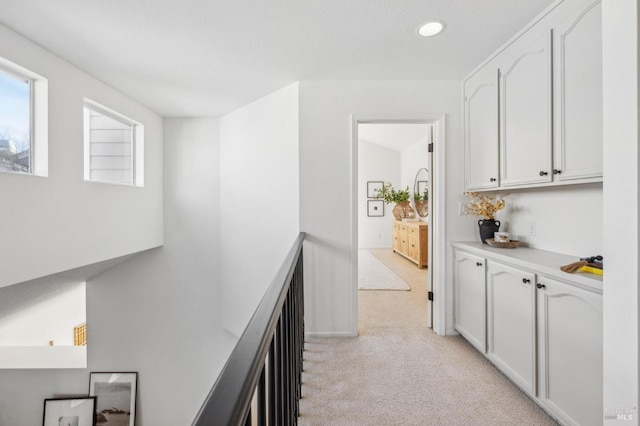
[89,372,137,426]
[43,397,96,426]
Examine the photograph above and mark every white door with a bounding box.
[487,261,536,395]
[500,30,553,186]
[426,126,433,328]
[454,250,486,352]
[552,0,603,181]
[464,62,500,190]
[537,277,603,425]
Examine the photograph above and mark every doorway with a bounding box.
[351,116,445,335]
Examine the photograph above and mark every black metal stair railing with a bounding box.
[193,233,305,426]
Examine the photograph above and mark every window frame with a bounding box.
[0,57,47,176]
[83,99,144,187]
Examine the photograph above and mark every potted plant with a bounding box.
[375,182,415,220]
[414,189,429,218]
[465,192,508,243]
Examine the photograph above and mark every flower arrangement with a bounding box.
[465,192,508,220]
[375,182,410,204]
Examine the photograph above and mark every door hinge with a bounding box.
[428,143,434,153]
[428,291,434,301]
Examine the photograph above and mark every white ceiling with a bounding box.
[359,123,430,151]
[0,0,555,117]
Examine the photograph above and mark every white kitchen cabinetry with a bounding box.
[499,31,553,187]
[552,0,603,181]
[487,261,536,396]
[463,0,603,191]
[537,276,603,426]
[452,242,603,425]
[464,62,499,190]
[454,251,486,352]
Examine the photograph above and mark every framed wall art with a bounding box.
[367,200,384,217]
[89,372,138,426]
[367,181,384,198]
[43,397,96,426]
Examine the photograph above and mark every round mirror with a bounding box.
[413,167,429,218]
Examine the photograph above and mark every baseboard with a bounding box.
[305,331,354,338]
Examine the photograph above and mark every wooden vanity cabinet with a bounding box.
[392,221,428,268]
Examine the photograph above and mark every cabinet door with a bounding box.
[392,227,401,253]
[537,277,602,426]
[487,262,536,395]
[399,231,408,256]
[553,0,603,181]
[464,64,500,190]
[500,31,553,186]
[454,251,486,352]
[407,234,418,262]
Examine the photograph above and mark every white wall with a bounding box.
[602,0,639,422]
[490,183,603,256]
[400,136,430,195]
[299,80,474,336]
[0,118,237,425]
[357,140,400,248]
[0,281,85,346]
[85,118,237,425]
[0,23,163,289]
[219,83,300,336]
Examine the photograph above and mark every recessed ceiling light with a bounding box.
[417,21,445,37]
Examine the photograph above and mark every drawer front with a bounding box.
[406,225,420,236]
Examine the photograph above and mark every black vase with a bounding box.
[478,219,500,244]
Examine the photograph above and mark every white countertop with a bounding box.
[451,241,602,294]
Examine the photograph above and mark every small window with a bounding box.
[0,57,47,177]
[0,69,31,174]
[84,100,143,186]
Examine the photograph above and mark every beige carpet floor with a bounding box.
[299,248,556,426]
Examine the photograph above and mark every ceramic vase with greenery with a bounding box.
[375,182,415,220]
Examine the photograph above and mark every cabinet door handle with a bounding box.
[539,171,548,176]
[476,262,483,267]
[536,283,546,289]
[522,278,531,284]
[489,177,496,182]
[553,169,562,175]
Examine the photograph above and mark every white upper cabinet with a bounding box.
[552,0,603,181]
[463,0,603,190]
[464,63,499,190]
[500,30,553,186]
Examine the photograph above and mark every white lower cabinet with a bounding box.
[454,251,486,352]
[537,276,603,426]
[453,245,603,425]
[487,262,536,396]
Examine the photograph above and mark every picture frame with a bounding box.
[367,200,384,217]
[89,372,138,426]
[367,181,384,199]
[43,397,96,426]
[417,180,428,196]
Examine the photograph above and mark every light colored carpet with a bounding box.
[299,248,556,426]
[358,250,410,291]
